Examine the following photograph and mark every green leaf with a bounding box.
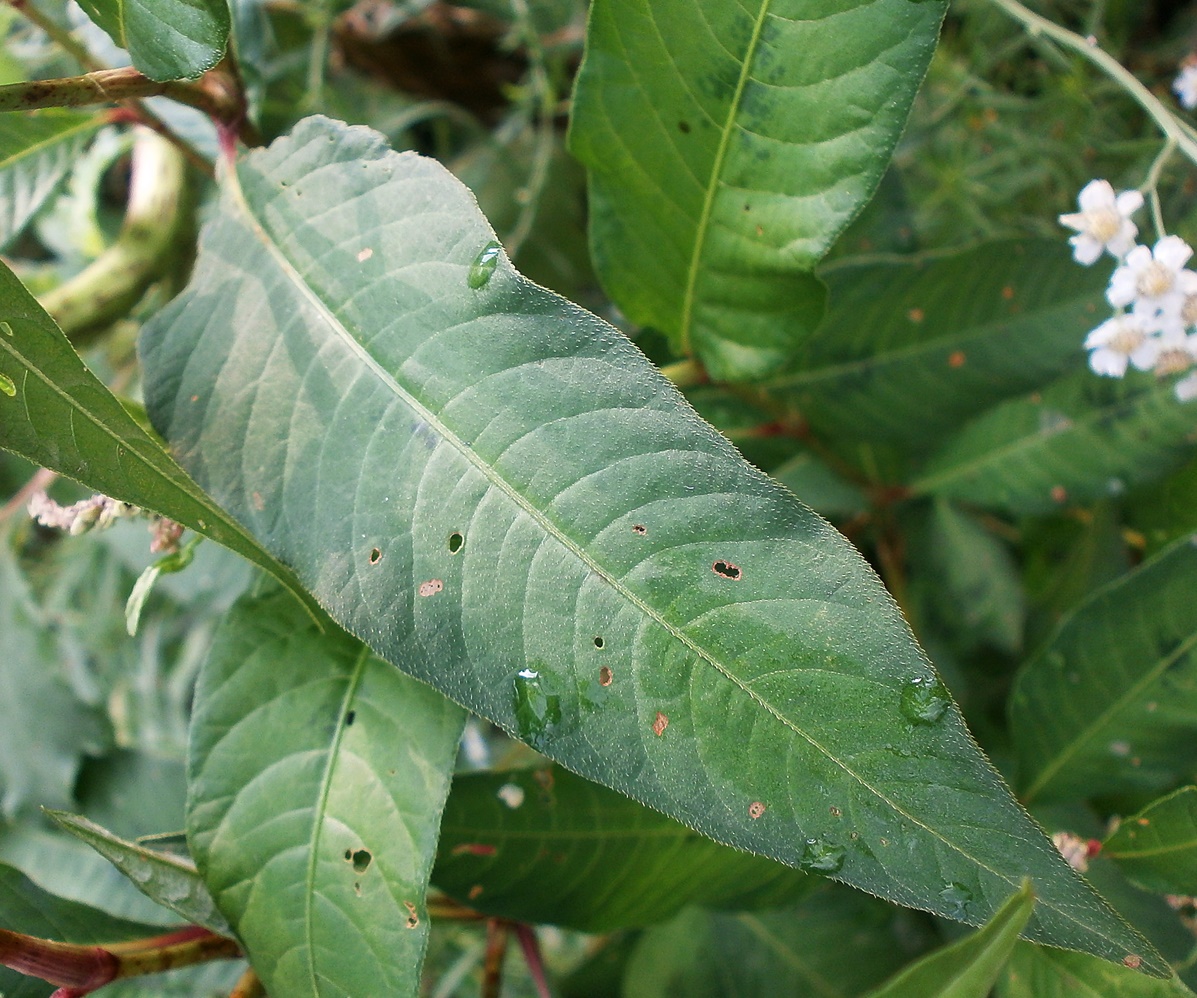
[44,811,230,935]
[1104,787,1197,896]
[0,254,323,623]
[141,116,1165,975]
[909,374,1197,515]
[74,0,230,81]
[863,881,1034,998]
[0,110,103,250]
[623,885,938,998]
[567,0,946,380]
[1011,536,1197,804]
[996,944,1196,998]
[433,765,812,930]
[0,861,164,998]
[767,241,1109,448]
[186,591,466,998]
[0,537,108,818]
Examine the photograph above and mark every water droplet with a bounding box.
[900,676,950,725]
[467,241,502,289]
[799,836,845,874]
[0,321,11,335]
[512,669,562,750]
[939,881,972,918]
[0,373,13,397]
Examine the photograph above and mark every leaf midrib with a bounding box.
[225,157,1144,958]
[678,0,772,354]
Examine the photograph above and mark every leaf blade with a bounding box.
[74,0,229,81]
[141,116,1164,974]
[1104,787,1197,896]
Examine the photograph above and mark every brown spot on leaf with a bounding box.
[354,881,362,896]
[748,801,766,819]
[418,579,443,597]
[907,307,925,323]
[829,806,842,817]
[404,901,419,929]
[948,350,966,368]
[1050,485,1068,504]
[468,884,484,900]
[452,843,497,857]
[1001,284,1015,300]
[251,491,265,511]
[1123,954,1142,969]
[652,711,668,736]
[712,560,741,580]
[632,524,647,535]
[358,247,374,262]
[599,665,613,687]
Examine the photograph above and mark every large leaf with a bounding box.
[863,882,1033,998]
[567,0,947,380]
[433,765,812,930]
[0,111,103,250]
[765,241,1109,448]
[0,255,322,622]
[186,591,466,998]
[1011,537,1197,804]
[1104,787,1197,896]
[74,0,230,81]
[140,116,1164,974]
[909,374,1197,515]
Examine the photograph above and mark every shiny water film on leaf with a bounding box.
[568,0,947,380]
[140,115,1162,974]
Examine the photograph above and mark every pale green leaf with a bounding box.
[863,881,1033,998]
[1012,536,1197,804]
[74,0,229,81]
[568,0,947,380]
[141,116,1164,974]
[187,592,466,998]
[996,944,1196,998]
[1104,787,1197,896]
[44,811,230,935]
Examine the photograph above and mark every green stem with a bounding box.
[40,127,192,343]
[986,0,1197,167]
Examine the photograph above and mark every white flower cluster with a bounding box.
[1060,179,1197,401]
[28,490,184,554]
[1175,62,1197,111]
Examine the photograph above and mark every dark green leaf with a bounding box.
[74,0,230,81]
[44,811,229,935]
[909,374,1197,515]
[1104,787,1197,896]
[568,0,947,380]
[0,254,323,623]
[863,881,1033,998]
[1012,537,1197,803]
[0,111,102,250]
[768,241,1108,448]
[433,765,811,930]
[141,116,1164,974]
[187,591,466,998]
[623,885,937,998]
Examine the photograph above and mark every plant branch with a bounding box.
[40,127,192,343]
[987,0,1197,168]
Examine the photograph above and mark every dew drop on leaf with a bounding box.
[0,321,11,335]
[512,668,562,750]
[899,676,949,725]
[467,241,502,289]
[799,836,845,874]
[939,881,973,918]
[0,373,14,397]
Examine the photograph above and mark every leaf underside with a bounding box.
[140,116,1163,975]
